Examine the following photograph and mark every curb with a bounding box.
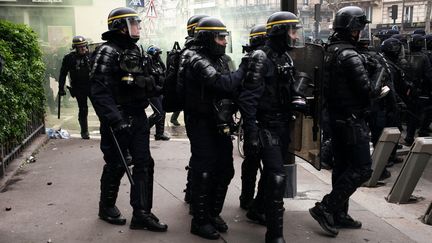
[0,134,49,192]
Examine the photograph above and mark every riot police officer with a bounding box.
[147,45,170,141]
[238,24,267,212]
[179,16,244,240]
[175,14,209,205]
[90,7,167,232]
[309,6,380,236]
[58,36,91,139]
[240,11,306,243]
[404,34,432,144]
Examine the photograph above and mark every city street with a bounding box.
[1,135,432,243]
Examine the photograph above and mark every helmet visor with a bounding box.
[287,25,305,48]
[358,24,371,44]
[126,17,142,39]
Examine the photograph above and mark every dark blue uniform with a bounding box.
[90,31,165,230]
[59,51,91,137]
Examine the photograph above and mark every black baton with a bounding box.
[57,94,61,119]
[109,127,135,186]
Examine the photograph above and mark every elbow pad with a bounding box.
[191,56,218,82]
[244,50,266,90]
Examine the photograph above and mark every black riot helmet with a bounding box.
[187,14,209,37]
[147,45,162,56]
[413,29,426,36]
[72,36,88,55]
[410,34,426,52]
[72,35,88,48]
[391,34,408,44]
[381,38,402,60]
[333,6,370,34]
[266,11,304,49]
[425,34,432,51]
[195,17,229,56]
[107,7,142,39]
[249,24,266,48]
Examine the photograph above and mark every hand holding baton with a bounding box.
[109,126,134,186]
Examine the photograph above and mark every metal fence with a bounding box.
[0,112,45,178]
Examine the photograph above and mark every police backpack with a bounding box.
[162,41,183,112]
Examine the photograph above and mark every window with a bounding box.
[404,6,413,23]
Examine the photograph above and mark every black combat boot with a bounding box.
[155,133,170,141]
[264,173,286,243]
[130,166,168,232]
[190,172,220,240]
[333,201,362,229]
[209,183,229,233]
[154,113,170,140]
[78,109,90,139]
[98,165,126,225]
[170,111,180,126]
[246,200,266,226]
[130,210,168,232]
[309,195,338,237]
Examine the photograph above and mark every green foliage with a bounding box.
[0,20,45,143]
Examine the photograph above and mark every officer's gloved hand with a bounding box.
[244,130,260,158]
[112,121,132,151]
[58,88,66,96]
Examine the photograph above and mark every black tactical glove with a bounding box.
[244,130,260,158]
[112,121,132,151]
[58,87,66,96]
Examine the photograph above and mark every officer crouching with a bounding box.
[90,7,167,232]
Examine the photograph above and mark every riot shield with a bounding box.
[288,43,324,170]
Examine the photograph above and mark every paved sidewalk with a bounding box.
[0,138,431,243]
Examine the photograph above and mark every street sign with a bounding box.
[127,0,144,8]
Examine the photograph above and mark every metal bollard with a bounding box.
[364,127,400,187]
[422,202,432,225]
[386,137,432,204]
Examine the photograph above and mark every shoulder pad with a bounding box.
[337,48,359,62]
[90,43,120,77]
[98,43,121,56]
[181,48,196,59]
[189,52,206,65]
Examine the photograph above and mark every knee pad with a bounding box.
[265,172,286,198]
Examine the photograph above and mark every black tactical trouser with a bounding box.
[76,91,89,136]
[185,115,234,225]
[149,96,166,136]
[252,122,291,240]
[99,112,155,212]
[322,115,372,214]
[406,97,432,142]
